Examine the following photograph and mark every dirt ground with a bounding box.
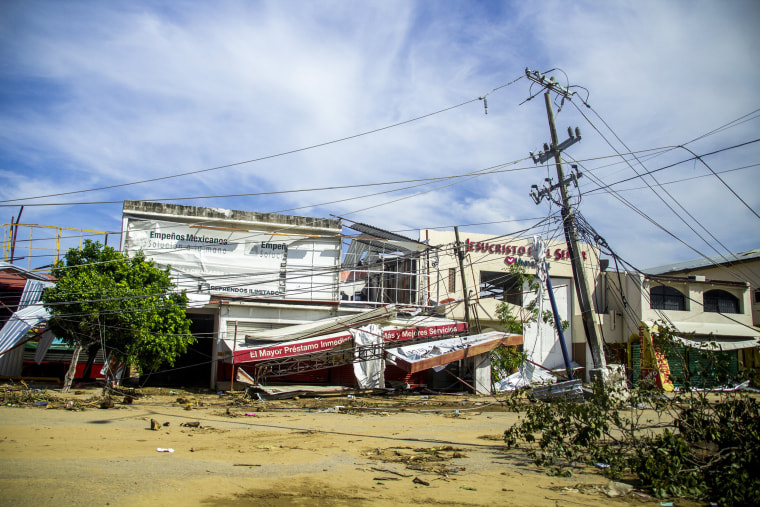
[0,385,690,506]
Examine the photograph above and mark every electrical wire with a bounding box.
[1,77,529,206]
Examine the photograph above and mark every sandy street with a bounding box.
[0,388,668,506]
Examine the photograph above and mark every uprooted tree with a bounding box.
[42,240,194,392]
[502,322,760,506]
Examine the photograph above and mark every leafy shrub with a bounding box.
[503,324,760,505]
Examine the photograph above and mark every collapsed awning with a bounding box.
[385,331,523,373]
[672,336,759,351]
[668,321,760,339]
[0,279,54,357]
[643,320,759,351]
[243,305,396,344]
[221,314,469,365]
[341,222,429,269]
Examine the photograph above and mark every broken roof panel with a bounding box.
[385,331,523,374]
[0,279,54,357]
[243,305,397,344]
[0,262,53,283]
[646,248,760,275]
[342,223,429,269]
[221,311,468,365]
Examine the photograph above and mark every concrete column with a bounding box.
[473,353,492,395]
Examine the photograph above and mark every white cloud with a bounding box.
[0,0,758,270]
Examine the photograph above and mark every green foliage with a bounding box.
[503,323,760,505]
[42,240,194,374]
[491,346,527,380]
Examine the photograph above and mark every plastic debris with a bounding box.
[603,481,633,497]
[156,448,174,453]
[244,413,257,417]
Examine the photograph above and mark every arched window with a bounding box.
[703,289,740,314]
[650,285,686,311]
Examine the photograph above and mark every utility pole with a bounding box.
[525,69,607,375]
[453,226,471,330]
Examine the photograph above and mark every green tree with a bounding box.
[42,240,194,392]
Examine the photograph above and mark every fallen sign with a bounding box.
[385,331,522,374]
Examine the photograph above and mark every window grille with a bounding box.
[703,289,740,314]
[650,285,686,311]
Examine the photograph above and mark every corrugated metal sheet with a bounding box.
[0,344,24,376]
[0,262,52,282]
[687,349,739,388]
[243,305,396,344]
[0,278,54,358]
[646,248,760,275]
[0,305,50,356]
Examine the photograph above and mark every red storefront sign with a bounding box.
[465,238,587,262]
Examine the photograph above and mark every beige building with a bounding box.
[421,231,759,381]
[421,229,608,374]
[607,273,756,345]
[647,249,760,327]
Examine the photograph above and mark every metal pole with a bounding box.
[544,264,573,379]
[543,92,606,372]
[230,321,238,392]
[10,206,22,263]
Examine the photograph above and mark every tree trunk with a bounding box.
[81,343,101,379]
[62,342,82,393]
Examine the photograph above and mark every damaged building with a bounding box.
[118,201,520,393]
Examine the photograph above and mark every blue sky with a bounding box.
[1,0,759,271]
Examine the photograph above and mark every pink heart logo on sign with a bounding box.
[505,256,516,265]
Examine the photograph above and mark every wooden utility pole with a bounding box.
[453,226,470,330]
[525,69,606,374]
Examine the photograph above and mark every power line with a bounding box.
[676,144,760,221]
[0,148,677,208]
[572,100,744,267]
[1,77,528,206]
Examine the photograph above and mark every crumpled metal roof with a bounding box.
[646,249,760,275]
[342,222,429,269]
[0,261,53,282]
[0,279,54,357]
